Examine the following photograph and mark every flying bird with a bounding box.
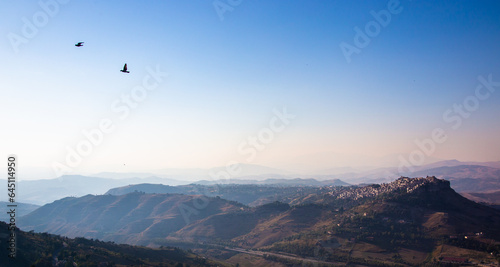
[120,63,130,73]
[75,42,84,47]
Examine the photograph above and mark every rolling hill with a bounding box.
[19,193,245,246]
[18,176,500,265]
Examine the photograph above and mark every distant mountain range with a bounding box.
[105,181,348,207]
[310,160,500,184]
[95,164,293,181]
[412,164,500,179]
[412,165,500,193]
[7,160,500,206]
[192,177,349,186]
[9,175,190,205]
[9,175,349,206]
[305,160,500,193]
[18,176,500,265]
[461,190,500,204]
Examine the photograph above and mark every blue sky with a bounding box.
[1,0,500,178]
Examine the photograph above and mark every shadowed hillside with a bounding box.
[0,221,224,266]
[19,192,245,246]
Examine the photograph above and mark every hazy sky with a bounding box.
[2,0,500,178]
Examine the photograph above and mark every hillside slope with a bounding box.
[0,222,223,266]
[19,192,245,246]
[173,176,500,265]
[17,177,500,266]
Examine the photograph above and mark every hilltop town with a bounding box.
[335,176,450,200]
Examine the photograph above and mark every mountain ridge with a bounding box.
[19,193,246,246]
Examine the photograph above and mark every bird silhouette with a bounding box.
[120,63,130,73]
[75,42,84,47]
